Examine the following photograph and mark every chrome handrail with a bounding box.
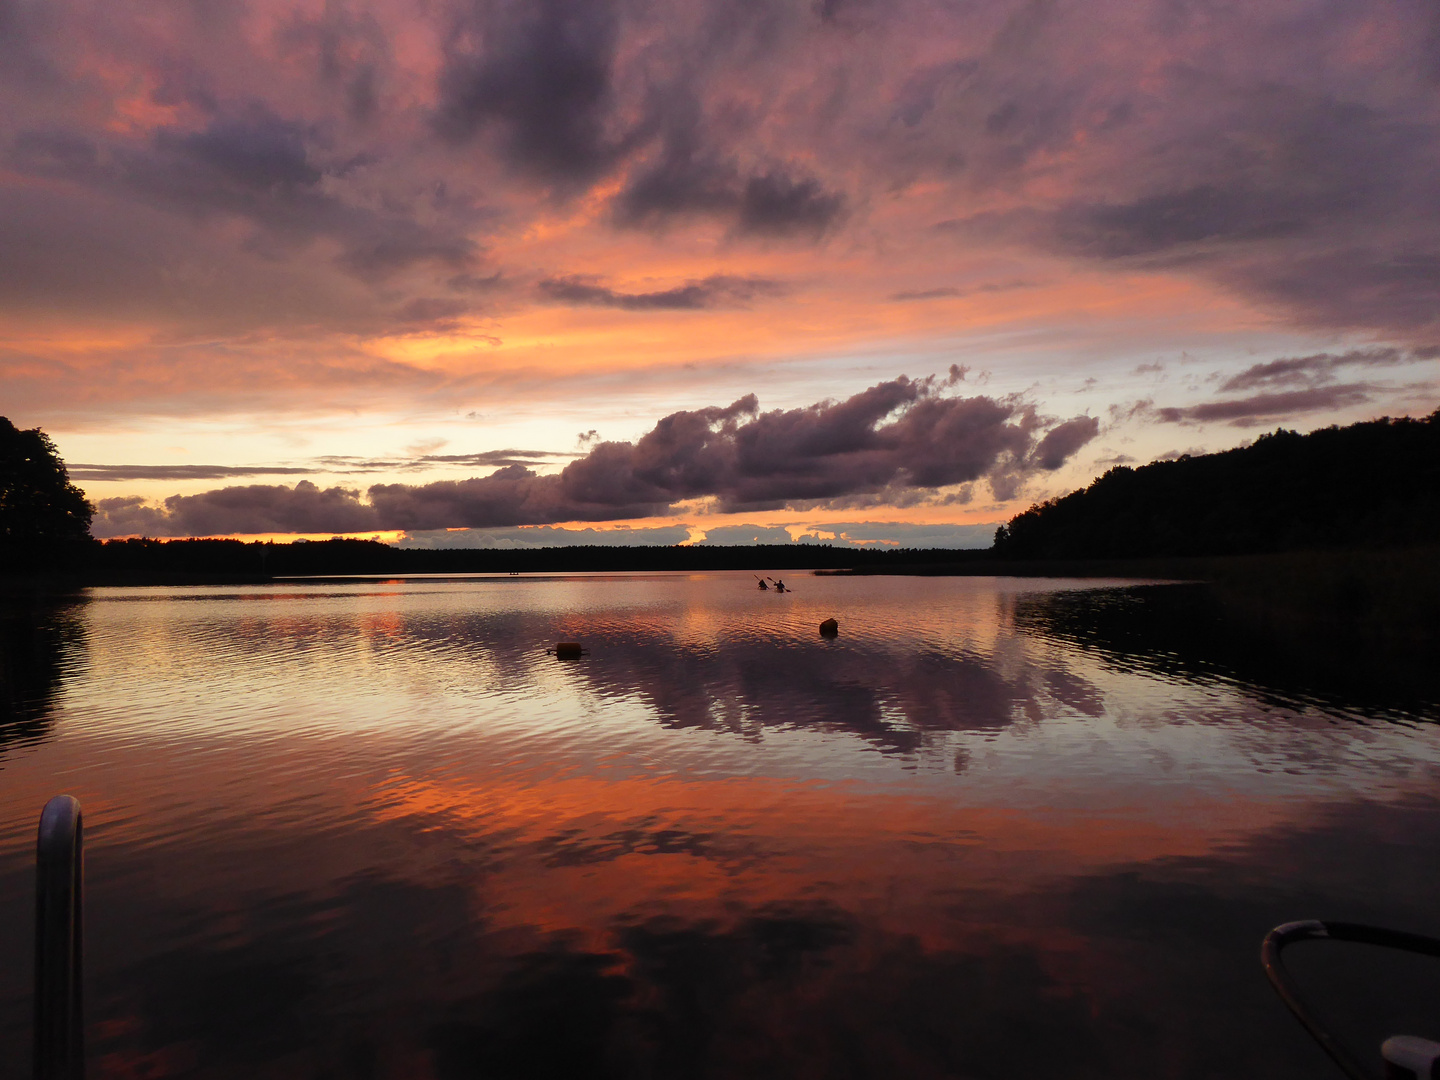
[34,795,83,1080]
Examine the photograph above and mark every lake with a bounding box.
[2,571,1439,1079]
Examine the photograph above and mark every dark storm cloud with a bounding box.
[159,109,322,191]
[590,5,846,240]
[433,0,630,187]
[613,156,846,239]
[1153,386,1374,425]
[91,378,1098,536]
[536,274,784,310]
[1053,185,1306,260]
[7,0,1440,356]
[735,172,846,238]
[914,5,1440,340]
[611,146,738,225]
[9,109,478,287]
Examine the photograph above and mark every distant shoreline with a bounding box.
[3,543,1434,591]
[814,550,1378,580]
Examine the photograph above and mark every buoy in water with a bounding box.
[819,618,839,637]
[551,642,586,660]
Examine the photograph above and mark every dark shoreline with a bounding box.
[815,544,1439,579]
[4,542,1435,589]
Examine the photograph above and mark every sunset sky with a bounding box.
[3,0,1437,547]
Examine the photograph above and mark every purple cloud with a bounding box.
[95,481,378,537]
[1219,349,1407,393]
[434,0,630,188]
[70,448,571,483]
[1154,386,1374,425]
[91,378,1099,536]
[1030,416,1101,470]
[537,274,784,310]
[613,154,847,239]
[1145,345,1437,425]
[10,0,1440,446]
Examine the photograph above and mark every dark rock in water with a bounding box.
[553,642,584,660]
[819,618,839,637]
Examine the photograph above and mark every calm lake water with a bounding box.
[2,572,1439,1079]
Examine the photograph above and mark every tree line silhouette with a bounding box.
[79,537,960,579]
[993,411,1440,560]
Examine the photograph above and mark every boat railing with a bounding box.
[1263,919,1440,1080]
[34,794,84,1080]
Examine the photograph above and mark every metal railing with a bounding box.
[34,795,83,1080]
[1263,919,1440,1080]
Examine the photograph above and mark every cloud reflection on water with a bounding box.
[67,789,1440,1080]
[2,575,1438,1079]
[347,585,1114,754]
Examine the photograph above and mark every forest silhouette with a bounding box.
[992,411,1439,560]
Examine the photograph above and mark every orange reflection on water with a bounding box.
[367,771,1298,951]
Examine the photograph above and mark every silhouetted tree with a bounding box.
[0,417,95,571]
[992,410,1440,559]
